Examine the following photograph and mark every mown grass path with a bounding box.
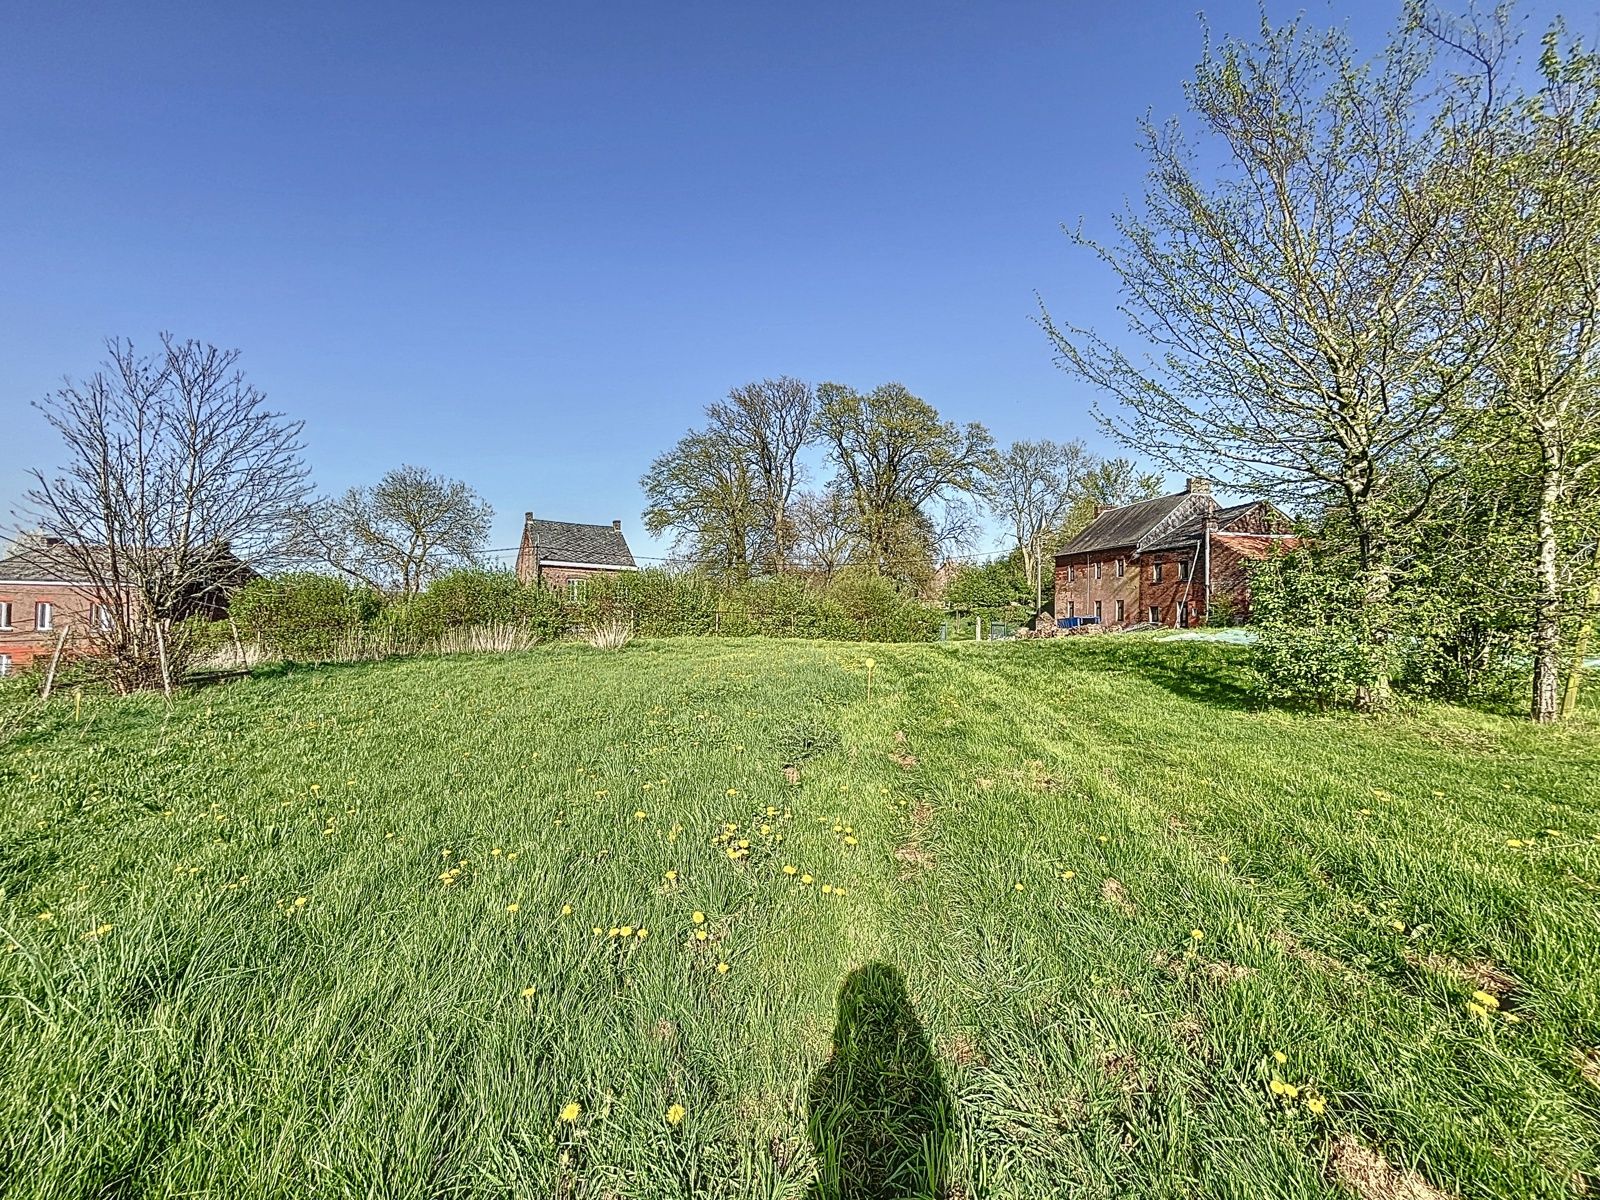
[1,637,1596,1199]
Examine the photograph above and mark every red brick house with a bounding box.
[514,514,638,596]
[1053,479,1292,629]
[0,541,127,674]
[0,538,252,675]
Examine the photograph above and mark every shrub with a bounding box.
[401,570,563,644]
[1248,549,1397,707]
[230,574,381,660]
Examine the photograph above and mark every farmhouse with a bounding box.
[514,513,638,597]
[1053,479,1291,628]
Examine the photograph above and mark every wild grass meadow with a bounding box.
[1,637,1597,1198]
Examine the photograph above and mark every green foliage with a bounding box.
[1249,549,1397,707]
[230,574,381,660]
[943,554,1031,612]
[396,569,564,643]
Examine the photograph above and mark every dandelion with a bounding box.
[1014,883,1024,892]
[666,1103,686,1125]
[506,903,520,913]
[1389,920,1405,932]
[664,870,678,882]
[562,904,574,916]
[559,1101,582,1122]
[592,926,604,936]
[694,930,709,941]
[821,884,833,895]
[716,961,730,974]
[1470,990,1499,1009]
[1190,929,1204,941]
[782,865,797,876]
[1306,1095,1327,1115]
[1060,871,1075,881]
[491,847,503,857]
[637,928,649,939]
[619,925,634,937]
[294,896,308,907]
[844,836,858,846]
[609,926,621,937]
[1272,1050,1287,1064]
[1466,1001,1491,1021]
[726,788,739,797]
[36,912,52,921]
[800,874,814,885]
[635,810,648,821]
[692,911,706,924]
[521,986,537,997]
[1097,835,1109,843]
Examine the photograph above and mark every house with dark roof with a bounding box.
[514,513,638,597]
[1053,479,1293,628]
[0,538,252,674]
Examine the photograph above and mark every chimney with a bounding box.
[612,519,621,531]
[524,511,534,525]
[1091,503,1109,520]
[1186,477,1212,497]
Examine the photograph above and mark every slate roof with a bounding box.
[1055,493,1195,556]
[526,519,636,569]
[0,543,101,583]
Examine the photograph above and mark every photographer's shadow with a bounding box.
[806,962,953,1200]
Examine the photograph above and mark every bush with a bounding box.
[230,574,382,660]
[399,569,564,644]
[1248,549,1397,707]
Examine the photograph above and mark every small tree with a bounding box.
[24,335,309,692]
[981,440,1092,608]
[300,465,492,596]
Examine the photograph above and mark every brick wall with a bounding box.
[1053,549,1142,624]
[0,581,118,673]
[537,565,625,596]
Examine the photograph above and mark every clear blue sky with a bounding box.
[3,0,1589,565]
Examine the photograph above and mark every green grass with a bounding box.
[1,637,1598,1199]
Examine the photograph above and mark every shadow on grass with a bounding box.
[1075,637,1260,712]
[807,963,953,1200]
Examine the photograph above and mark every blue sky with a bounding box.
[3,0,1589,565]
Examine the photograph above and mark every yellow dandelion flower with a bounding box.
[1306,1096,1327,1115]
[491,847,503,857]
[844,836,858,846]
[559,1101,581,1122]
[716,961,730,974]
[592,926,604,936]
[36,912,52,921]
[1466,1001,1490,1021]
[1471,990,1499,1009]
[608,926,620,937]
[694,930,709,941]
[821,884,833,895]
[294,896,308,907]
[726,847,741,859]
[1190,929,1204,941]
[636,928,649,939]
[800,874,813,885]
[520,986,537,997]
[782,865,797,875]
[619,925,634,937]
[666,1103,686,1125]
[635,810,648,821]
[1060,871,1075,881]
[664,870,678,881]
[1389,920,1405,932]
[692,911,706,924]
[833,824,843,833]
[562,904,574,916]
[506,903,520,913]
[726,788,739,797]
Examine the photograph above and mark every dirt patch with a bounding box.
[909,801,935,828]
[1273,930,1353,976]
[1100,877,1136,915]
[1574,1048,1600,1089]
[1172,1012,1206,1049]
[1201,960,1256,984]
[1406,950,1515,998]
[1328,1134,1455,1200]
[1152,949,1255,985]
[890,752,919,770]
[1098,1048,1150,1095]
[652,1019,677,1044]
[894,729,908,745]
[782,765,801,785]
[943,1031,984,1066]
[894,843,936,876]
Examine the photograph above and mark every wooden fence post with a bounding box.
[40,624,70,700]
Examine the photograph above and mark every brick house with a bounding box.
[514,514,638,597]
[0,541,128,675]
[1053,479,1292,629]
[0,538,252,675]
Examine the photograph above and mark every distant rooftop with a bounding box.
[522,515,637,569]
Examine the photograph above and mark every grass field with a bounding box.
[2,637,1598,1199]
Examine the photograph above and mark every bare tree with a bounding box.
[24,335,309,692]
[1041,12,1490,708]
[642,429,758,581]
[788,486,857,581]
[708,377,816,573]
[981,439,1093,607]
[300,465,492,595]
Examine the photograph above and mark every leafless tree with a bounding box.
[24,335,309,693]
[709,377,816,573]
[299,465,492,595]
[981,439,1094,606]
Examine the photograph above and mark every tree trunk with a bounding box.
[1531,439,1563,724]
[1354,531,1393,714]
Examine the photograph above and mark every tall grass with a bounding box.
[0,636,1595,1198]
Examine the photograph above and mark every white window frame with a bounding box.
[1115,599,1125,623]
[0,653,10,676]
[1094,600,1103,621]
[566,577,586,602]
[92,603,113,631]
[1115,558,1125,577]
[35,601,53,631]
[1066,600,1075,618]
[1094,561,1102,580]
[1149,605,1160,624]
[1067,565,1075,582]
[1153,562,1164,583]
[0,601,11,629]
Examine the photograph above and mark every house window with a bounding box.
[35,602,53,631]
[0,653,10,676]
[1094,600,1103,621]
[1149,605,1160,624]
[1066,600,1075,618]
[0,601,10,629]
[1177,601,1189,625]
[92,604,113,631]
[1115,558,1125,578]
[1115,599,1125,623]
[566,577,586,602]
[1152,562,1164,583]
[1178,560,1192,581]
[1094,561,1102,580]
[1067,565,1075,583]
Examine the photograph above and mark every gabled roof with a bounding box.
[526,519,636,569]
[0,543,100,583]
[1055,493,1195,556]
[1138,502,1262,552]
